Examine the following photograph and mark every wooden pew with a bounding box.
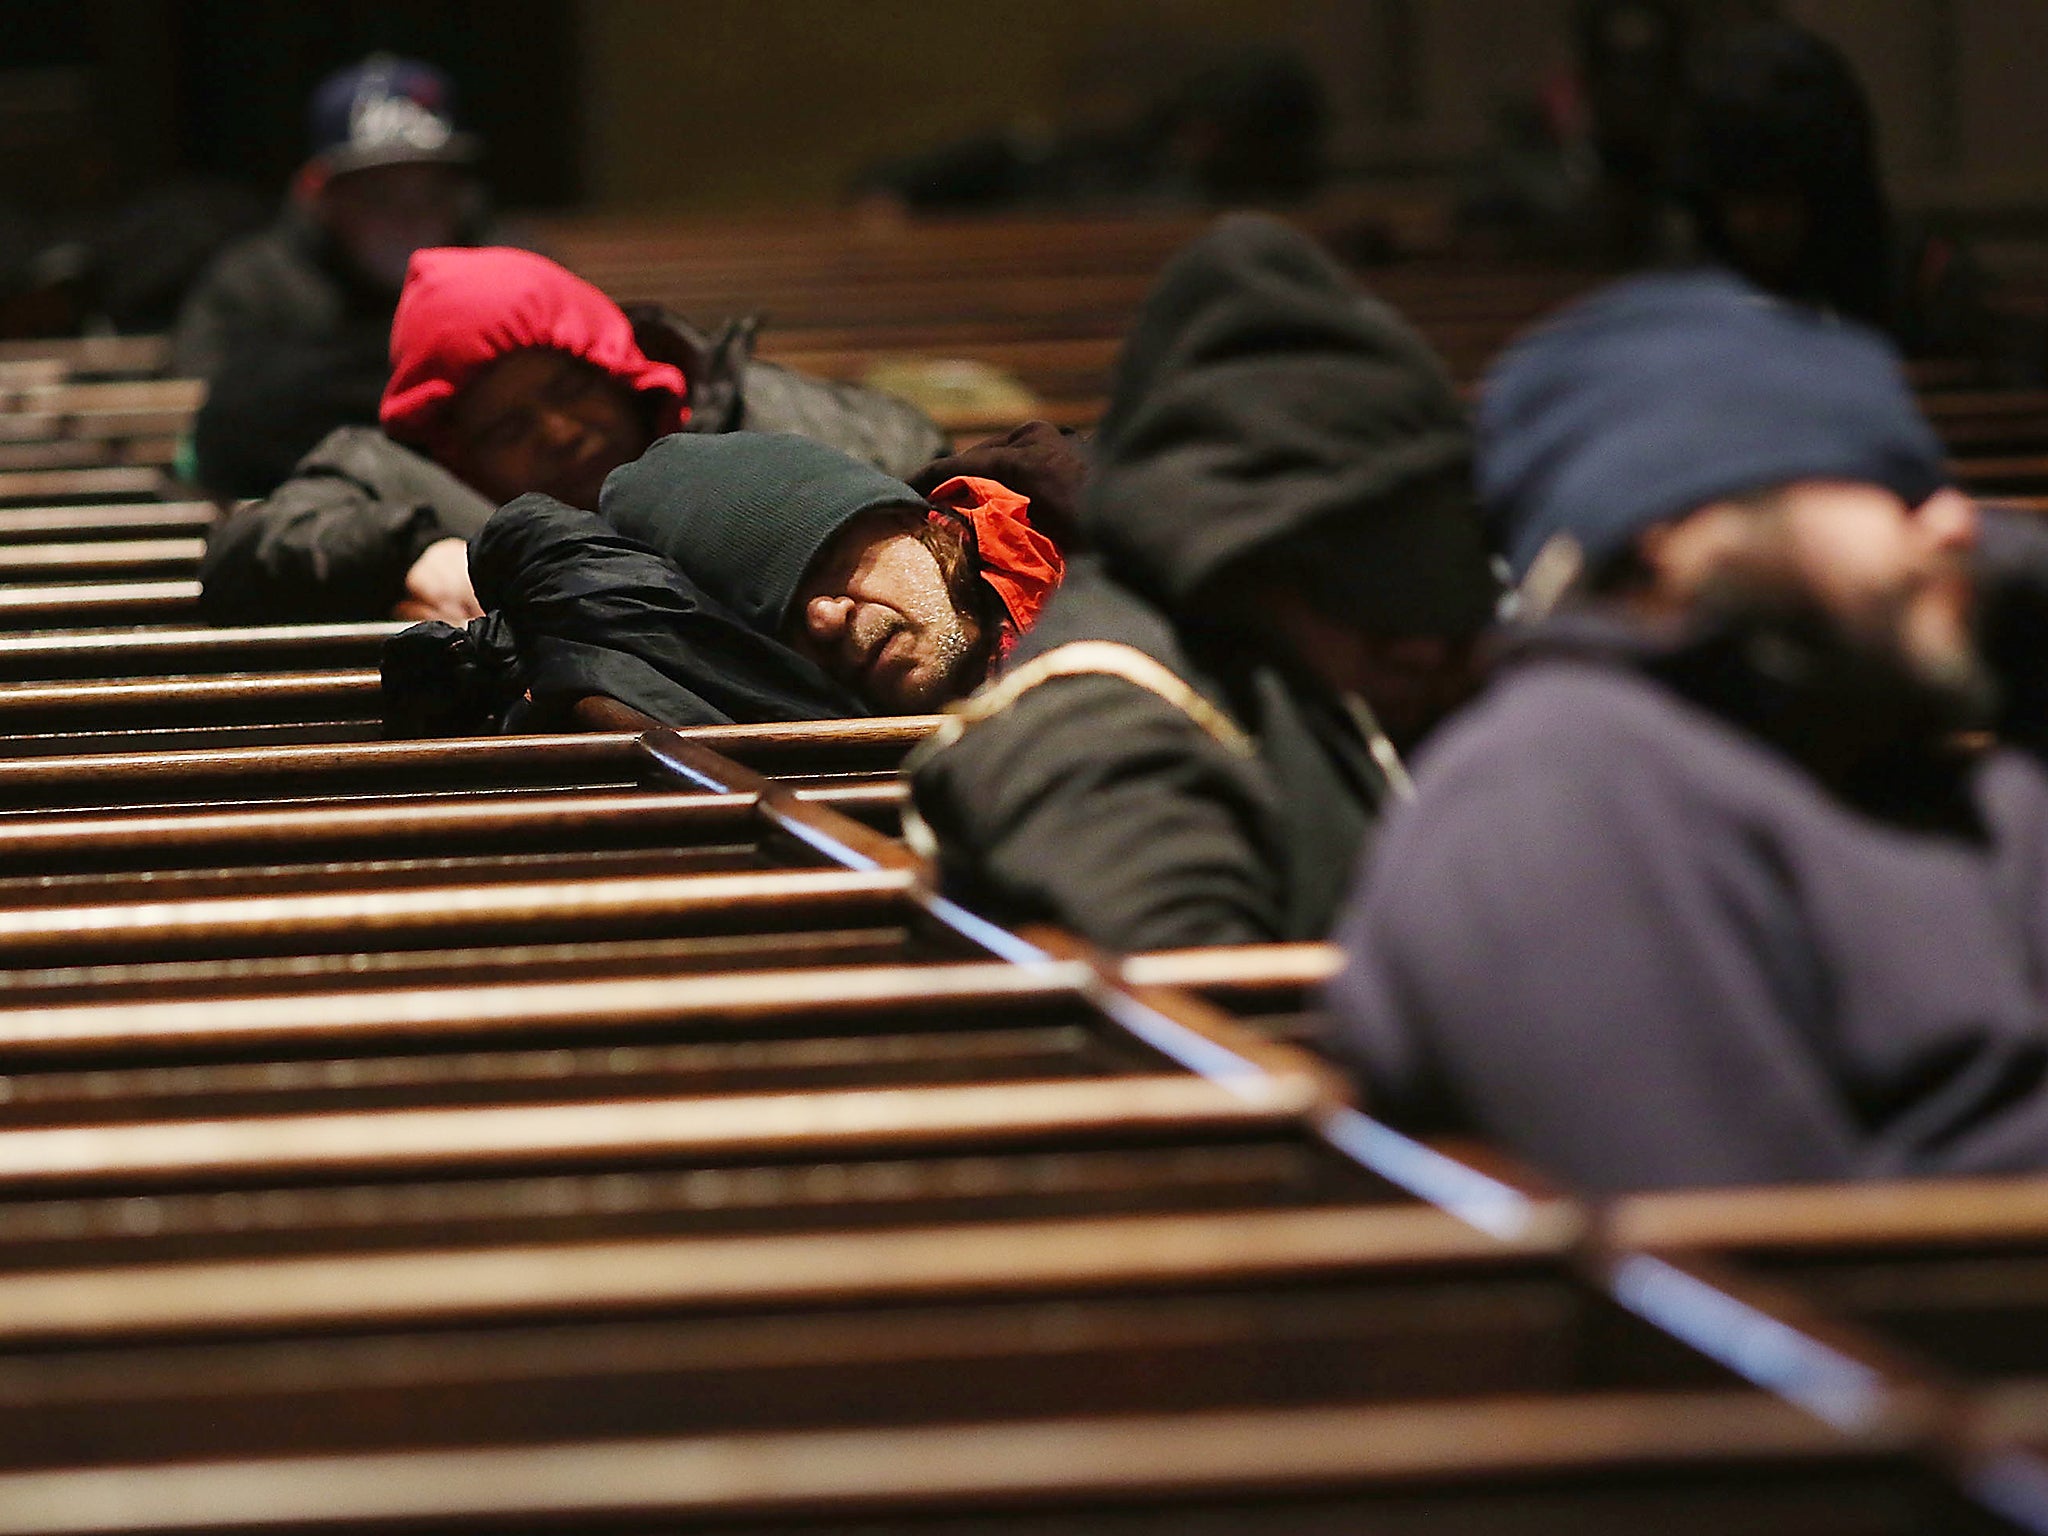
[1609,1177,2048,1527]
[1,228,2044,1534]
[1611,1179,2048,1401]
[0,719,936,999]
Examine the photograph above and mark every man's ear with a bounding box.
[1637,502,1761,601]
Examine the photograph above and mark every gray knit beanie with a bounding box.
[599,432,930,633]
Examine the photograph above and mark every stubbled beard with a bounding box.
[892,612,982,709]
[847,606,983,711]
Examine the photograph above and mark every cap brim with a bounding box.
[317,131,481,178]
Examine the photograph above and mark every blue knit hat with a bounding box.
[1478,270,1948,580]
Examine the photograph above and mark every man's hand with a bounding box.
[392,537,484,625]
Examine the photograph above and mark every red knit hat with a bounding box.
[379,247,688,448]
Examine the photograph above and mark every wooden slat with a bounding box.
[0,579,198,627]
[0,789,759,872]
[0,622,401,681]
[0,865,916,965]
[1123,942,1344,994]
[0,1073,1312,1198]
[0,502,214,544]
[0,670,380,735]
[0,732,647,812]
[0,1393,1927,1536]
[0,958,1083,1061]
[0,538,201,578]
[0,468,166,506]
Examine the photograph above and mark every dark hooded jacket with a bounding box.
[173,206,413,388]
[176,206,515,500]
[380,493,864,736]
[197,306,947,627]
[905,215,1497,951]
[1325,613,2048,1191]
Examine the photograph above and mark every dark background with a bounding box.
[2,0,582,210]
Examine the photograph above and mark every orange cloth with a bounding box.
[925,474,1066,659]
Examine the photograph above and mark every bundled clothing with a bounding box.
[906,215,1498,951]
[384,424,1077,736]
[926,474,1064,662]
[1328,269,2048,1190]
[199,249,946,626]
[177,207,471,499]
[381,494,863,737]
[905,419,1090,555]
[202,424,496,626]
[602,430,1066,670]
[1328,617,2048,1190]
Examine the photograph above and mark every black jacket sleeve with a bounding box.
[197,427,496,626]
[908,673,1287,950]
[471,493,865,730]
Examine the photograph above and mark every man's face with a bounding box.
[439,348,650,511]
[317,162,467,291]
[785,508,985,713]
[1649,478,1982,696]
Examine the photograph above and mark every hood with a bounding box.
[379,247,687,449]
[1084,213,1495,635]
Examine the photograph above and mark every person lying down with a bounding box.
[201,246,948,629]
[380,423,1079,736]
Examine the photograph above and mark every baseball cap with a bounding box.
[307,54,480,177]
